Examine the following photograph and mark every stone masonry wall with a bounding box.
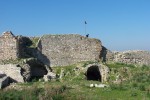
[0,31,19,60]
[37,34,102,67]
[112,50,150,65]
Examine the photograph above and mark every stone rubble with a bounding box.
[43,72,56,82]
[89,84,108,88]
[113,50,150,65]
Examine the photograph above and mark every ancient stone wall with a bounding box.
[37,34,102,67]
[112,50,150,65]
[104,50,150,65]
[0,31,19,60]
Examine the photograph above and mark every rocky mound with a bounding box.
[113,50,150,65]
[105,50,150,65]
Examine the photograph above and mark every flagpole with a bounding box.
[85,21,87,35]
[85,22,86,35]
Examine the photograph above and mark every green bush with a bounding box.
[139,84,145,91]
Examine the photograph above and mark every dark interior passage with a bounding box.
[86,66,101,81]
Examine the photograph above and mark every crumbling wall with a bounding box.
[113,50,150,65]
[0,31,19,60]
[37,34,102,67]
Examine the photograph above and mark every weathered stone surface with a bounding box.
[101,49,150,65]
[89,84,108,88]
[94,84,108,88]
[43,72,56,81]
[19,58,48,81]
[112,50,150,65]
[0,75,9,89]
[100,46,114,62]
[37,34,102,67]
[0,64,24,83]
[0,71,6,78]
[21,64,31,82]
[0,31,19,60]
[85,63,109,82]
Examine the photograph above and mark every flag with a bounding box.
[85,21,87,24]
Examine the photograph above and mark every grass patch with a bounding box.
[0,58,25,64]
[106,62,135,68]
[1,62,150,99]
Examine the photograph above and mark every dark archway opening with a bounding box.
[30,64,48,81]
[86,66,101,81]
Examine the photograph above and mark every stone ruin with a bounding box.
[36,34,102,67]
[1,31,150,88]
[85,63,109,82]
[0,32,103,67]
[0,31,19,60]
[0,31,109,88]
[102,48,150,66]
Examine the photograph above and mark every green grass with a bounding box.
[1,80,149,100]
[106,62,135,68]
[1,62,150,100]
[0,58,25,64]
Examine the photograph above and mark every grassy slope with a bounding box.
[0,62,150,100]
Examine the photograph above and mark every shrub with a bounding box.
[139,84,145,91]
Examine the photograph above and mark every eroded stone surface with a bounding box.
[0,31,19,60]
[37,34,102,67]
[22,58,48,81]
[112,50,150,65]
[0,64,24,83]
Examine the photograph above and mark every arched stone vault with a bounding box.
[85,64,109,83]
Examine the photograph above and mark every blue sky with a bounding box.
[0,0,150,51]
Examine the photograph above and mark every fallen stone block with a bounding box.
[0,64,24,83]
[94,84,108,88]
[43,72,56,82]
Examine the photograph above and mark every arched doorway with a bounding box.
[86,65,101,81]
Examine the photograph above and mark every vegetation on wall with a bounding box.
[29,37,40,48]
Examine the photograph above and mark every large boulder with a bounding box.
[0,64,24,83]
[36,34,102,67]
[0,58,48,84]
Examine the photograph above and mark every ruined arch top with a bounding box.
[86,65,101,81]
[85,63,109,83]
